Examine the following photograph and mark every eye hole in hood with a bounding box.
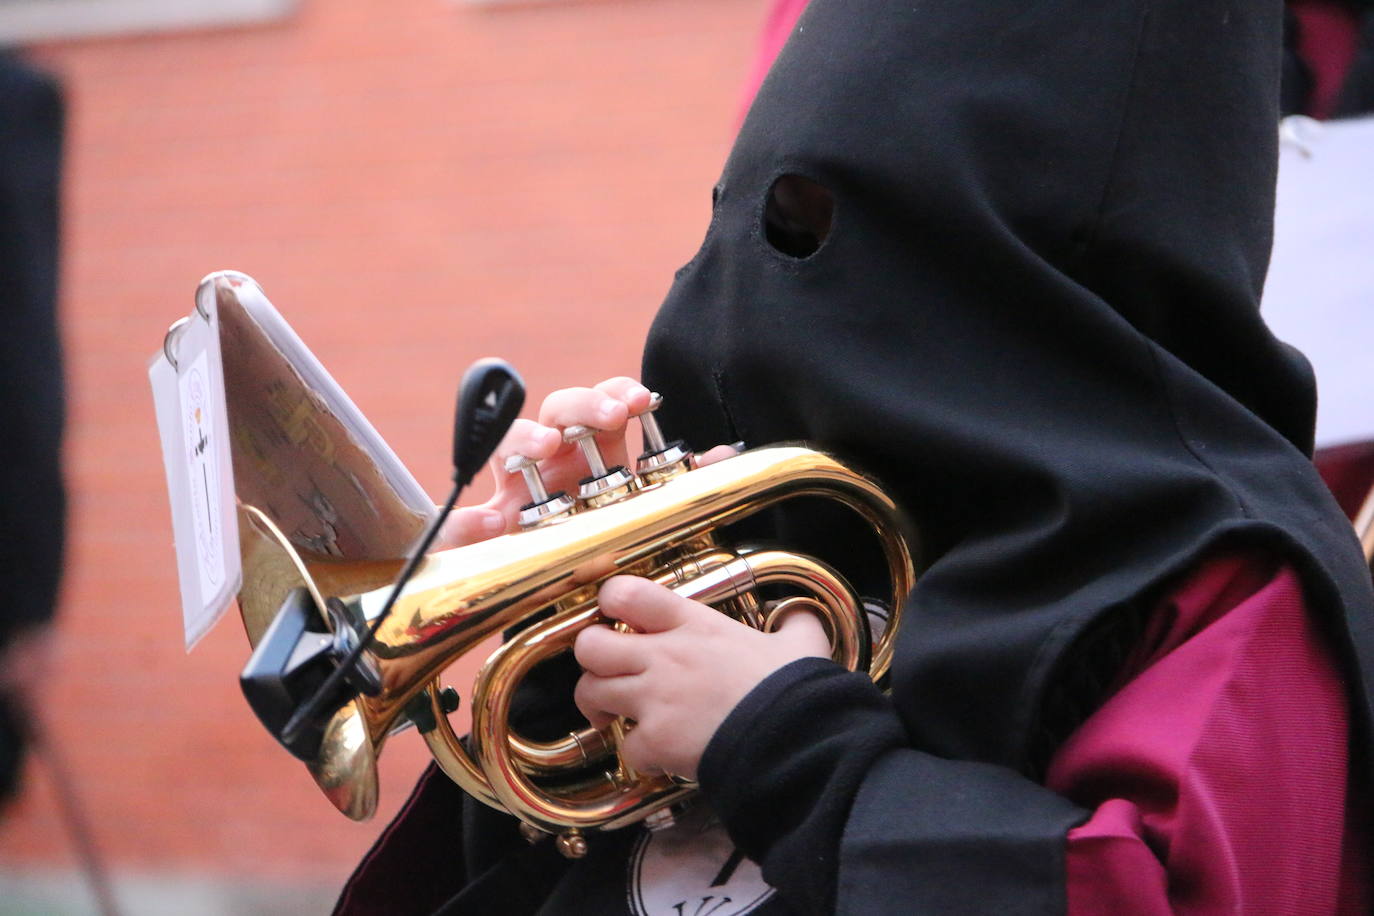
[763,173,834,259]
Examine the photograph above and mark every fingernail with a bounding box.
[729,440,746,452]
[598,400,620,424]
[482,512,505,534]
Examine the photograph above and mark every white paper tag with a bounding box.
[150,303,241,650]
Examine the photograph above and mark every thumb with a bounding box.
[597,576,699,633]
[694,443,741,468]
[771,606,832,658]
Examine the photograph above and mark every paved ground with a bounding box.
[0,869,336,916]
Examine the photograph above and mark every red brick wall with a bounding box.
[0,0,763,890]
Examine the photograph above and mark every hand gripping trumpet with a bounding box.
[234,377,916,859]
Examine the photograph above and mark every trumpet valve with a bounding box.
[632,393,693,484]
[506,453,575,528]
[563,425,637,507]
[636,392,670,454]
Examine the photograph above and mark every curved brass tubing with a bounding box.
[466,545,869,836]
[236,445,918,836]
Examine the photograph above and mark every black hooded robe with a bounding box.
[337,1,1374,913]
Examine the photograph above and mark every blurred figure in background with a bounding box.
[1269,0,1374,527]
[1280,1,1374,530]
[0,51,66,809]
[1284,0,1374,119]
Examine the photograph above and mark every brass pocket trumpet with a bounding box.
[237,433,916,857]
[209,256,914,859]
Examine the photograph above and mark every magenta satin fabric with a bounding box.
[1047,553,1369,914]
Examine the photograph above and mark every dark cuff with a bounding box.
[698,657,907,913]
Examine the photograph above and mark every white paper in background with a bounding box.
[150,303,241,650]
[1262,114,1374,449]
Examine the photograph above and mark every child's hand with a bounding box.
[434,372,769,779]
[437,376,650,547]
[572,576,831,781]
[437,377,736,548]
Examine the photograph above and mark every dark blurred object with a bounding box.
[0,696,23,801]
[1315,440,1374,521]
[0,50,66,806]
[1282,0,1374,118]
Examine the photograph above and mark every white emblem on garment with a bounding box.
[626,805,775,916]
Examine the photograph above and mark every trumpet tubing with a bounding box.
[236,444,917,852]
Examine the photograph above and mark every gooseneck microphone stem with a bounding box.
[278,481,461,746]
[279,358,525,749]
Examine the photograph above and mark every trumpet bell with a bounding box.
[237,504,393,820]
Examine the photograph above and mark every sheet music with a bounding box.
[151,271,435,649]
[1263,114,1374,448]
[204,271,434,565]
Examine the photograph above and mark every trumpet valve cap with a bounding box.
[505,453,550,504]
[517,491,575,528]
[503,453,533,473]
[635,443,693,484]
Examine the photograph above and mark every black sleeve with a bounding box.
[699,659,1088,915]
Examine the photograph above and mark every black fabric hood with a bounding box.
[644,0,1374,774]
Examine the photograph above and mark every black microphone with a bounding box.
[453,358,525,489]
[277,359,525,749]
